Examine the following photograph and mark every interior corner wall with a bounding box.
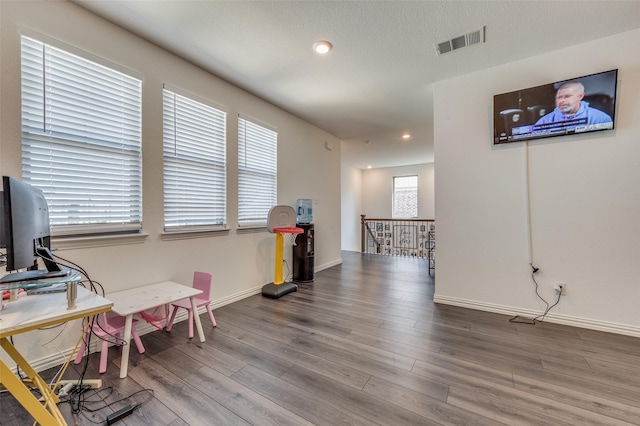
[340,164,363,252]
[0,0,342,368]
[362,164,435,219]
[433,28,640,336]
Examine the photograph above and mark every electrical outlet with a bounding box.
[554,282,566,296]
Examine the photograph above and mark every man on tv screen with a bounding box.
[534,81,612,130]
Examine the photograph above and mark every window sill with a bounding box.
[160,228,230,241]
[236,226,269,234]
[52,232,149,250]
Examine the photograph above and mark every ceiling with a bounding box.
[72,0,640,170]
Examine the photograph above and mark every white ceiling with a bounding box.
[73,0,640,169]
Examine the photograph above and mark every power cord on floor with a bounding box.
[59,386,154,424]
[283,259,293,283]
[35,254,133,415]
[509,264,561,325]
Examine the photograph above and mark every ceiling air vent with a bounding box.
[435,27,485,56]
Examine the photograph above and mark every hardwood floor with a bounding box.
[3,250,640,425]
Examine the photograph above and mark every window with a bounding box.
[393,175,418,218]
[21,36,142,236]
[237,116,277,227]
[163,88,227,231]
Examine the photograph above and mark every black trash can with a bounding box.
[293,223,314,282]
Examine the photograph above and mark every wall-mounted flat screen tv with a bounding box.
[493,69,617,144]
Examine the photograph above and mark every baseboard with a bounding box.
[316,257,343,272]
[433,294,640,338]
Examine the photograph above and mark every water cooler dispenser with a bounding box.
[293,223,314,282]
[293,199,314,282]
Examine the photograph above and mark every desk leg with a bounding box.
[119,314,133,379]
[66,282,77,310]
[0,338,66,426]
[190,296,206,343]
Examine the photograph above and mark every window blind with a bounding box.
[393,175,418,218]
[237,116,277,227]
[163,88,227,230]
[21,36,142,236]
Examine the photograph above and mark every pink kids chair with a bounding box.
[74,313,146,374]
[166,271,217,338]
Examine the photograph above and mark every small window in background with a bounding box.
[393,175,418,218]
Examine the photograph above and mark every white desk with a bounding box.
[107,281,204,378]
[0,287,112,426]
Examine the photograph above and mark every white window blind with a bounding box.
[21,36,142,236]
[163,88,227,230]
[393,175,418,218]
[237,116,277,227]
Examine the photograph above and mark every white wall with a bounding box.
[340,164,363,252]
[0,0,342,368]
[362,164,435,219]
[434,28,640,336]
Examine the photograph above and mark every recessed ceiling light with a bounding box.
[402,134,411,139]
[313,40,333,55]
[367,165,372,169]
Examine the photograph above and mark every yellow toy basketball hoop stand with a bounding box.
[272,227,303,285]
[262,206,302,298]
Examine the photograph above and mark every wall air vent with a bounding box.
[435,27,485,56]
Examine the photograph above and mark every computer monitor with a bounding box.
[0,176,69,283]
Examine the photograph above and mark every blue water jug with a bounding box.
[296,199,312,224]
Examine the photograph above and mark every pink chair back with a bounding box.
[193,271,212,299]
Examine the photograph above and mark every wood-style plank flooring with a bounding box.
[2,250,640,425]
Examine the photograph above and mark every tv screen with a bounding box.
[493,69,617,144]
